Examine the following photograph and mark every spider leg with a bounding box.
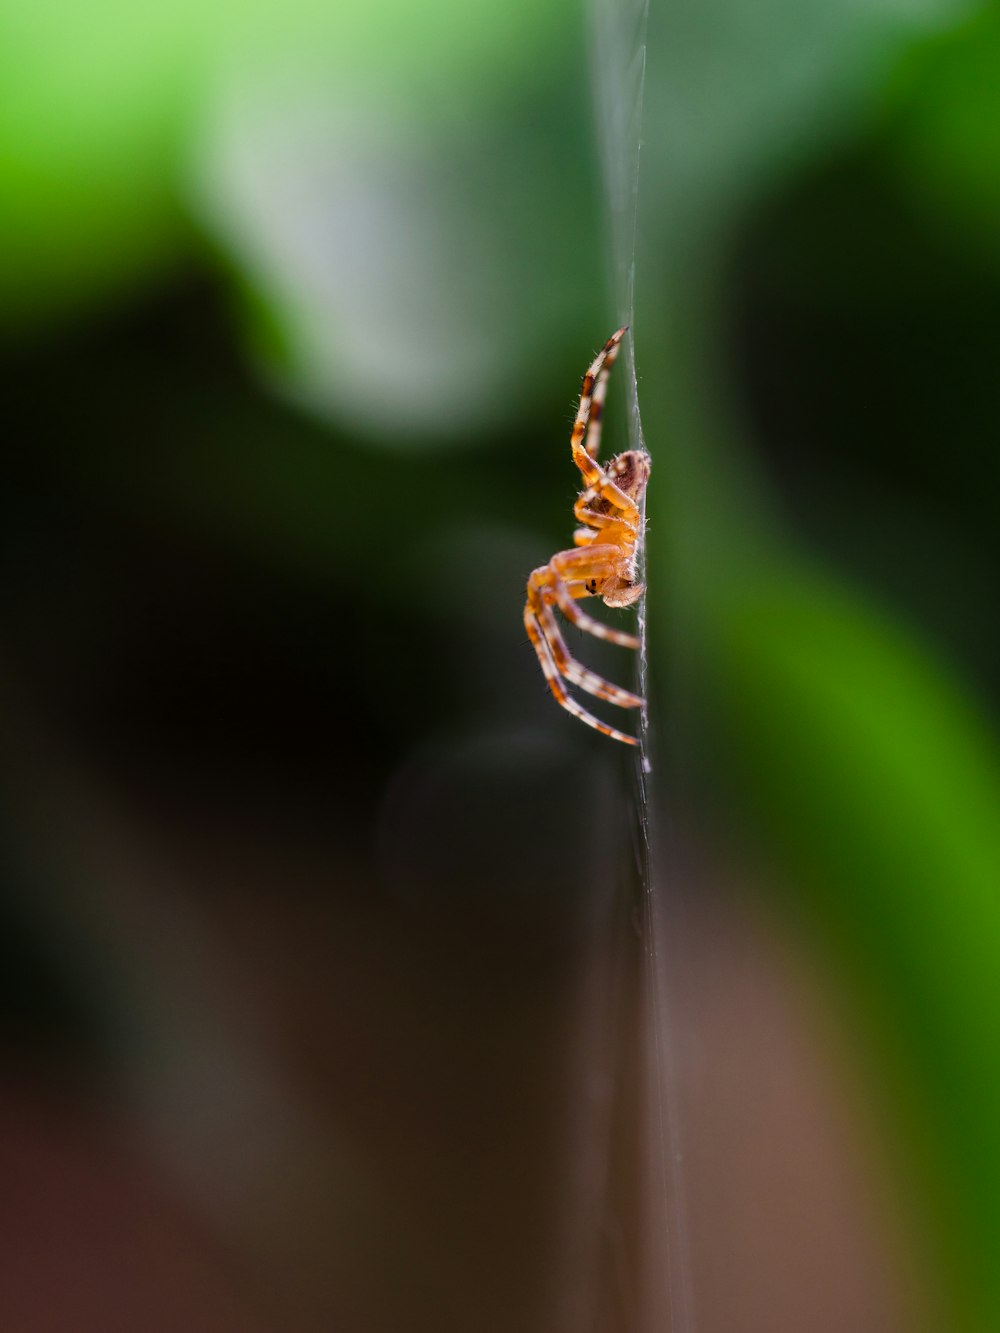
[570,330,624,485]
[589,478,640,529]
[555,586,641,651]
[572,493,601,544]
[573,501,638,535]
[527,578,642,708]
[523,603,640,746]
[584,331,620,461]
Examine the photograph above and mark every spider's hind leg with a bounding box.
[524,604,640,746]
[527,579,642,709]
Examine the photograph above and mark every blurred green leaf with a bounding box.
[887,8,1000,260]
[0,0,200,320]
[0,0,578,336]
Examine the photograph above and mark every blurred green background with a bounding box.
[1,0,999,1329]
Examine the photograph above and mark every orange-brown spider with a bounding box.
[524,327,650,746]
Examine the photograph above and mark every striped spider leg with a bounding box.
[524,327,651,745]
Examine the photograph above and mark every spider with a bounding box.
[524,327,650,746]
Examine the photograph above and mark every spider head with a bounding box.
[608,449,651,501]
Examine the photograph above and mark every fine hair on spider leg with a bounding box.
[524,329,651,746]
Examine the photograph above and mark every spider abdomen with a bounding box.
[608,449,652,501]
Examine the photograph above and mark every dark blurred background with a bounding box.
[1,1,999,1330]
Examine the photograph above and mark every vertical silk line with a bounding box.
[588,0,651,785]
[588,2,698,1331]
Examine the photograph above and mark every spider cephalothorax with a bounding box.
[524,328,650,745]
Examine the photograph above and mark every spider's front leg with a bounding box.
[571,326,626,467]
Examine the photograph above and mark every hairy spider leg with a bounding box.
[572,504,639,545]
[573,508,613,547]
[523,603,640,746]
[571,332,624,481]
[583,327,624,461]
[526,581,642,707]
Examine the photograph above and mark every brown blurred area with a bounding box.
[0,334,911,1321]
[0,235,915,1332]
[0,750,911,1333]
